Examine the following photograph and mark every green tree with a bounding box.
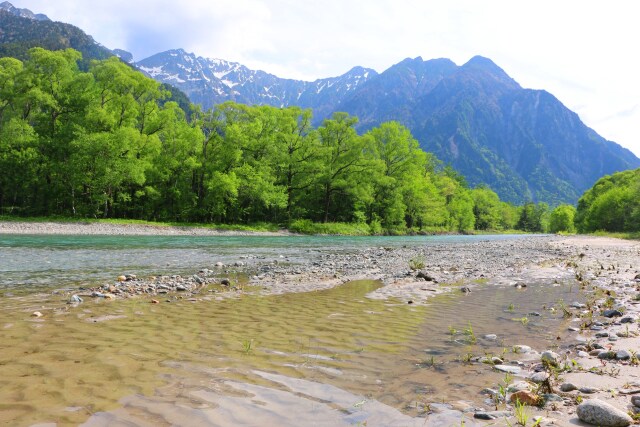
[548,204,576,233]
[471,186,502,230]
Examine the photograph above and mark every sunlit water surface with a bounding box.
[0,234,578,426]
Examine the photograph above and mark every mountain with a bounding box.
[138,50,639,204]
[1,3,638,205]
[0,1,48,21]
[0,3,112,66]
[136,49,377,115]
[398,56,639,204]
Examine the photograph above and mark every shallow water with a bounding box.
[0,272,580,426]
[0,233,536,289]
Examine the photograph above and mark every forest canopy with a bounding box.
[0,48,554,234]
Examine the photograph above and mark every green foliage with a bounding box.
[549,204,576,233]
[288,220,371,235]
[0,46,565,234]
[471,186,502,230]
[575,168,640,233]
[516,202,549,233]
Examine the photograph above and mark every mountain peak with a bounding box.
[0,1,49,21]
[461,55,520,88]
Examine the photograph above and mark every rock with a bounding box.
[568,326,580,332]
[220,278,231,286]
[560,383,577,392]
[541,350,560,367]
[528,311,541,317]
[510,390,541,406]
[480,388,500,397]
[529,372,549,384]
[576,399,632,426]
[609,335,619,342]
[31,311,43,318]
[483,334,498,340]
[616,350,631,361]
[416,271,436,281]
[603,309,624,318]
[125,274,136,281]
[68,295,83,304]
[151,299,159,304]
[474,411,511,420]
[176,285,187,291]
[631,396,640,407]
[598,351,617,360]
[494,365,522,375]
[591,325,604,331]
[92,292,106,298]
[117,275,127,282]
[507,381,530,392]
[577,351,590,357]
[514,282,527,288]
[595,332,609,338]
[620,315,637,323]
[473,413,496,420]
[571,302,587,309]
[579,386,599,394]
[513,345,532,354]
[460,286,471,293]
[215,262,224,268]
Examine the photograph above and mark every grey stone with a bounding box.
[631,395,640,407]
[507,381,531,392]
[598,350,617,360]
[513,344,532,354]
[576,399,632,426]
[529,372,549,384]
[621,316,637,324]
[494,364,522,374]
[68,294,83,303]
[577,351,590,357]
[579,386,599,394]
[616,350,631,361]
[483,334,498,340]
[541,350,560,367]
[603,309,624,318]
[560,382,577,392]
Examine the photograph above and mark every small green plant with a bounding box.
[241,338,254,355]
[503,371,513,387]
[514,399,530,426]
[408,255,425,270]
[512,316,529,326]
[507,303,515,312]
[460,352,474,363]
[463,321,477,344]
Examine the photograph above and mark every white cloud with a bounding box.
[11,0,640,156]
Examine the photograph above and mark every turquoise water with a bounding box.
[0,233,533,289]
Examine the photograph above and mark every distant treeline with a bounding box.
[0,47,621,234]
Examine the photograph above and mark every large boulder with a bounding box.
[576,399,632,427]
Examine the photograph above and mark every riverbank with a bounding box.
[0,220,291,236]
[2,224,640,426]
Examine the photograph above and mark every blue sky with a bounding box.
[13,0,640,157]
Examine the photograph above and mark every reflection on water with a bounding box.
[0,275,579,426]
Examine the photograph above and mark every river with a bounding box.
[0,234,579,426]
